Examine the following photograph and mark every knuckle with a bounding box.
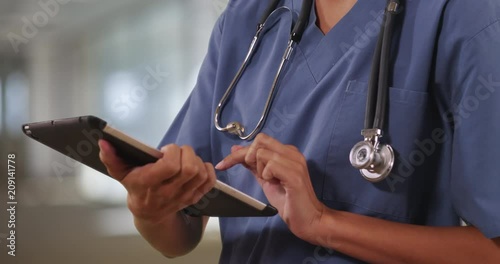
[210,170,217,183]
[160,158,181,176]
[157,186,175,201]
[245,148,256,162]
[162,144,179,152]
[244,154,253,165]
[191,191,203,205]
[295,160,308,175]
[255,133,267,142]
[128,168,151,189]
[204,169,216,186]
[205,177,216,192]
[133,166,148,182]
[205,162,215,175]
[179,191,195,206]
[197,170,208,182]
[271,151,281,161]
[287,145,299,152]
[299,155,307,165]
[266,159,276,169]
[182,163,199,177]
[256,148,264,158]
[181,145,195,153]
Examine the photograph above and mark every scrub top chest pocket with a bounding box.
[323,80,434,223]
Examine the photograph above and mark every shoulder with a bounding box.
[222,0,296,26]
[218,0,269,39]
[223,0,279,19]
[440,0,500,41]
[406,0,499,42]
[216,0,297,50]
[224,0,295,12]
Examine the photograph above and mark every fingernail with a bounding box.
[215,160,225,170]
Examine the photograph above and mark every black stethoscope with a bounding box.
[214,0,402,182]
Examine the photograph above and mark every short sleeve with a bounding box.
[449,20,500,238]
[157,11,226,163]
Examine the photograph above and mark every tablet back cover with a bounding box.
[22,116,277,217]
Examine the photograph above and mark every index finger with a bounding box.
[252,133,292,155]
[98,139,133,181]
[215,146,249,170]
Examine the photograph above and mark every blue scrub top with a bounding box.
[159,0,500,263]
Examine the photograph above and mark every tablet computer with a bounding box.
[22,115,277,217]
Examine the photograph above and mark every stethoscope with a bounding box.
[214,0,402,182]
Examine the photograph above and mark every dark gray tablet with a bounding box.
[22,115,277,217]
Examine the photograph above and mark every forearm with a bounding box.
[134,212,208,258]
[313,209,500,263]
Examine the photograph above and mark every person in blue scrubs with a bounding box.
[99,0,500,262]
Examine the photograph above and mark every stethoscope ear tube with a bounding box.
[373,1,399,129]
[215,0,314,140]
[291,0,313,42]
[364,12,386,130]
[350,0,401,182]
[258,0,281,26]
[215,0,401,183]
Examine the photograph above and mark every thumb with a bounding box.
[98,140,132,181]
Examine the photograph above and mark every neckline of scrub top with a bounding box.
[292,0,386,83]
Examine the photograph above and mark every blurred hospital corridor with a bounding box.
[0,0,226,263]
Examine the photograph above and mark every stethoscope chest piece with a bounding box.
[348,0,402,182]
[349,129,394,182]
[214,0,313,141]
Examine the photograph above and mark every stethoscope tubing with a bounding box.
[366,0,400,131]
[214,0,313,140]
[215,0,403,182]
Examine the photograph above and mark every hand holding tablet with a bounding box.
[22,116,277,217]
[98,139,217,222]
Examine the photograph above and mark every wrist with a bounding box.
[309,207,341,249]
[134,210,181,228]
